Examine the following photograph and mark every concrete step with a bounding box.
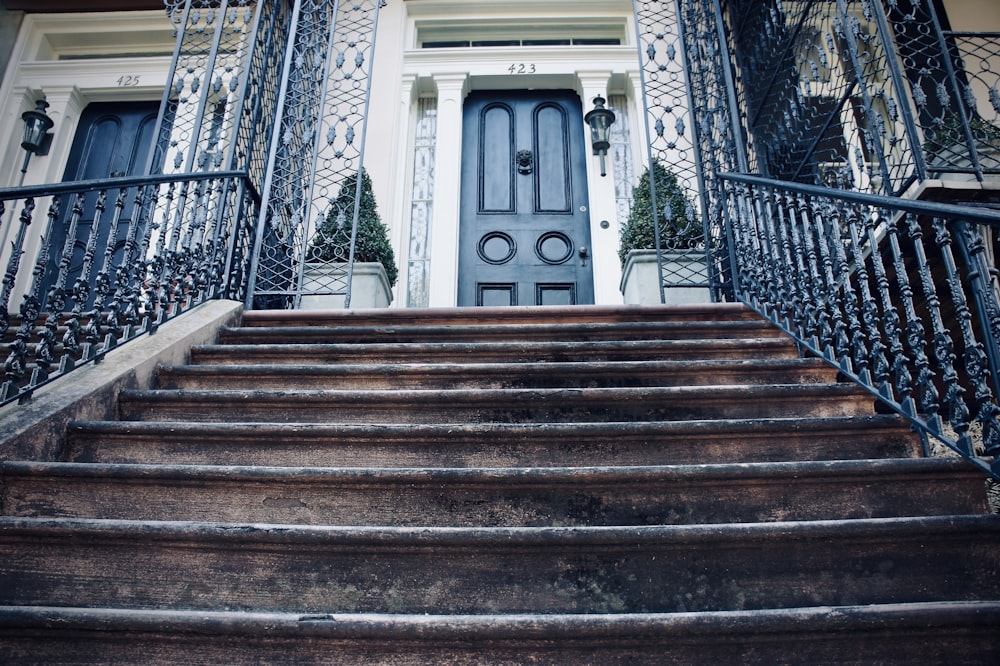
[189,338,801,365]
[155,358,839,391]
[63,415,923,467]
[3,602,999,664]
[239,303,762,328]
[1,458,987,526]
[216,320,785,346]
[115,384,877,424]
[2,515,998,614]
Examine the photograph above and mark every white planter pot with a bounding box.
[300,262,392,309]
[619,249,712,305]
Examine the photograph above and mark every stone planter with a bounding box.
[300,262,392,309]
[619,249,712,305]
[928,143,1000,183]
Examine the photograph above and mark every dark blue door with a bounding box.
[458,90,594,306]
[44,101,159,308]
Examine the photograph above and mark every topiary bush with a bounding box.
[308,168,398,288]
[618,160,701,264]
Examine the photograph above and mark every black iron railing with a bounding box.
[722,172,1000,478]
[0,171,258,406]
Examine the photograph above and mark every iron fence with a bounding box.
[722,172,1000,478]
[0,171,258,406]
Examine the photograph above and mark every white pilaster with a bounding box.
[577,71,624,306]
[427,72,468,307]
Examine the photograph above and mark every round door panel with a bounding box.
[478,231,517,265]
[535,231,574,265]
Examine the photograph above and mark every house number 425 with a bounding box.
[508,64,536,75]
[117,75,141,87]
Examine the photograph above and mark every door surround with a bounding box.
[397,65,639,307]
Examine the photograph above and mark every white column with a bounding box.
[389,73,417,308]
[577,71,623,306]
[427,72,468,308]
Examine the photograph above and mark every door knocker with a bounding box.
[516,149,533,175]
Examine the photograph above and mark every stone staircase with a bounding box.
[1,303,999,663]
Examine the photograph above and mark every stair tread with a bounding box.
[3,456,981,483]
[217,320,785,344]
[63,415,923,466]
[166,357,831,374]
[4,513,996,541]
[66,414,915,436]
[238,303,760,327]
[119,383,867,400]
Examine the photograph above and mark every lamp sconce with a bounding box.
[17,99,54,185]
[22,99,54,156]
[584,95,615,177]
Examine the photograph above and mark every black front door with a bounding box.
[458,90,594,306]
[43,101,159,309]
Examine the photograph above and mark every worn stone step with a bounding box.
[239,303,762,328]
[2,516,998,614]
[1,458,987,526]
[217,320,785,346]
[189,338,800,366]
[155,358,838,391]
[115,384,876,424]
[64,416,922,467]
[2,602,999,664]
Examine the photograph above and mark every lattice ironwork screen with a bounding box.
[247,0,385,310]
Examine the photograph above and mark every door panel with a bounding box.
[459,90,593,306]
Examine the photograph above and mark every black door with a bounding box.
[458,90,594,306]
[44,101,159,309]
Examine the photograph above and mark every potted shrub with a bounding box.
[618,160,710,304]
[301,168,398,309]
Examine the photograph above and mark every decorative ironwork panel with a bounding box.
[722,172,1000,479]
[633,0,741,301]
[248,0,385,310]
[0,172,256,407]
[723,0,922,195]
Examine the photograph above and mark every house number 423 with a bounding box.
[508,64,536,75]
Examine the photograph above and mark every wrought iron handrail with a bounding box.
[0,170,259,407]
[719,171,1000,479]
[0,171,258,203]
[721,172,1000,227]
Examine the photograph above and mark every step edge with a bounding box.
[1,514,996,546]
[2,602,999,639]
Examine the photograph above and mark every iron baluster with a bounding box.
[950,220,1000,461]
[884,212,924,417]
[933,216,999,459]
[0,198,34,340]
[68,189,107,365]
[859,208,896,395]
[826,199,865,372]
[91,186,130,358]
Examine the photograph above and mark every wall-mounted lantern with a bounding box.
[18,99,54,185]
[584,95,615,177]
